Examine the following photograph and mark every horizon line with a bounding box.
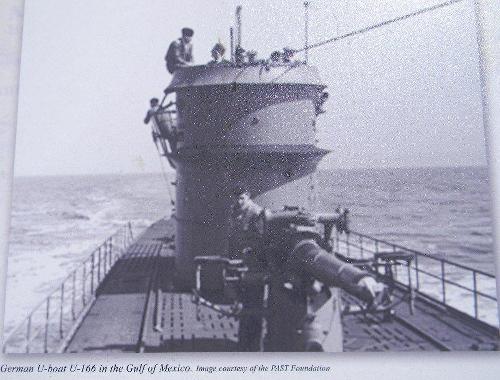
[13,163,489,179]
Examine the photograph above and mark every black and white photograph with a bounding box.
[1,0,499,356]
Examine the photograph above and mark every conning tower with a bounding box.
[165,63,329,288]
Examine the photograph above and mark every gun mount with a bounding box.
[193,207,390,351]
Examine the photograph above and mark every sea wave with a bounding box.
[61,211,90,220]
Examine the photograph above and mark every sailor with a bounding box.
[143,98,161,125]
[246,50,258,65]
[269,50,282,64]
[234,45,246,66]
[208,42,228,64]
[143,98,177,152]
[229,187,267,351]
[229,190,386,351]
[165,27,194,73]
[282,47,295,63]
[229,188,263,239]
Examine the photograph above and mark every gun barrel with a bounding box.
[265,211,315,228]
[315,213,342,223]
[288,239,373,303]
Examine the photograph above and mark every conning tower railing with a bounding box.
[2,223,134,354]
[332,230,498,327]
[151,108,178,155]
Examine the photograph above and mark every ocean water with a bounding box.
[317,166,494,271]
[3,166,496,333]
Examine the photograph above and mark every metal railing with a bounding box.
[332,230,498,327]
[2,222,134,354]
[152,109,178,155]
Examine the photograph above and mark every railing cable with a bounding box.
[2,224,133,353]
[292,0,465,54]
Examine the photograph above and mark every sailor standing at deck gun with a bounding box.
[229,190,383,299]
[228,189,386,351]
[165,27,194,73]
[229,187,265,246]
[229,187,269,351]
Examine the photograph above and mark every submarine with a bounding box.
[2,4,499,353]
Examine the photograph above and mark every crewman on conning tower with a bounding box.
[143,98,178,152]
[165,27,194,73]
[208,42,228,64]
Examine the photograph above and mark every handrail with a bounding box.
[151,107,178,162]
[346,230,495,278]
[2,222,135,354]
[333,229,498,325]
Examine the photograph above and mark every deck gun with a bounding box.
[193,207,390,351]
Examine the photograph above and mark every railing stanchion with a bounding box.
[336,231,340,254]
[346,233,350,257]
[108,237,111,266]
[394,259,398,280]
[415,254,420,290]
[407,259,414,314]
[441,261,446,304]
[104,240,108,274]
[128,221,133,242]
[44,297,50,353]
[91,252,95,295]
[407,259,412,289]
[97,246,101,285]
[59,283,65,339]
[72,270,76,321]
[109,236,113,268]
[473,271,478,319]
[82,262,87,306]
[375,240,379,254]
[26,315,32,353]
[360,235,363,258]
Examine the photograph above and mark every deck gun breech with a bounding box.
[261,207,383,304]
[194,206,389,351]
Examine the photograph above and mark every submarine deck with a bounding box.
[64,217,498,353]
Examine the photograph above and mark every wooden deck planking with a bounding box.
[65,219,175,353]
[64,217,498,352]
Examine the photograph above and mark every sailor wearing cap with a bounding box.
[229,187,264,238]
[228,187,267,351]
[165,27,194,73]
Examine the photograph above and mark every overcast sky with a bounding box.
[13,0,487,176]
